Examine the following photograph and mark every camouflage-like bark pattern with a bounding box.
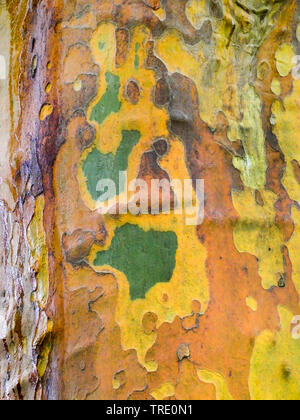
[1,0,300,400]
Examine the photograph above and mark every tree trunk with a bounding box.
[1,0,300,400]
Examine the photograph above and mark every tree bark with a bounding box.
[0,0,300,400]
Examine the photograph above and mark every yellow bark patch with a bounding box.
[40,104,53,121]
[27,196,49,309]
[197,370,234,400]
[151,382,175,400]
[153,7,166,21]
[275,43,295,77]
[288,207,300,298]
[272,80,300,204]
[73,78,82,92]
[233,188,284,290]
[249,306,300,400]
[232,85,267,190]
[37,333,52,378]
[272,79,300,297]
[186,0,207,29]
[297,24,300,42]
[246,296,258,312]
[45,82,52,93]
[271,78,281,96]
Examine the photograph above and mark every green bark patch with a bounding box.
[134,43,140,70]
[82,130,141,202]
[94,224,178,300]
[90,72,121,125]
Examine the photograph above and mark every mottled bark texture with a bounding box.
[0,0,300,400]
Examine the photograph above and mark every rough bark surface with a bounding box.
[0,0,300,400]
